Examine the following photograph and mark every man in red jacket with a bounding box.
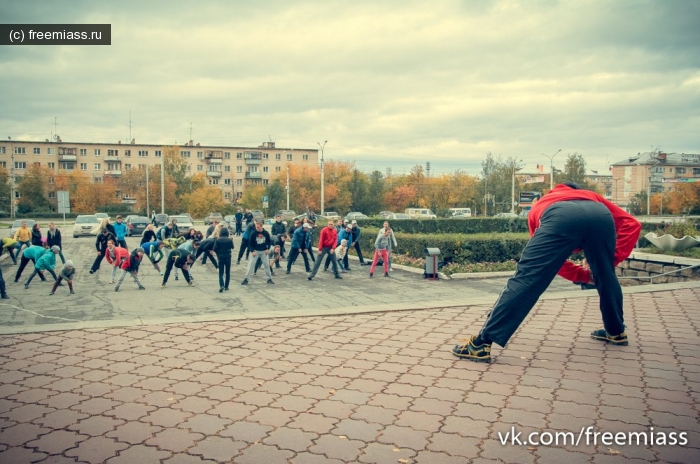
[454,182,642,363]
[308,220,343,281]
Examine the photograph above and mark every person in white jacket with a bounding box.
[377,221,398,271]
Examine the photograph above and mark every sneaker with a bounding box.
[24,284,29,289]
[271,271,276,277]
[70,290,75,295]
[236,261,240,265]
[591,329,628,346]
[369,273,373,278]
[285,270,290,274]
[224,287,229,291]
[89,270,94,274]
[1,294,9,299]
[188,281,194,287]
[335,275,343,279]
[159,272,163,276]
[114,286,120,292]
[109,280,115,284]
[161,284,166,289]
[267,279,274,284]
[384,272,390,278]
[175,275,179,280]
[13,279,18,283]
[219,287,224,293]
[452,336,492,363]
[241,279,248,285]
[138,286,146,290]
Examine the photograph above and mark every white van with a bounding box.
[448,208,472,217]
[405,208,437,219]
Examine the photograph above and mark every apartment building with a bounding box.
[0,139,318,204]
[610,152,700,208]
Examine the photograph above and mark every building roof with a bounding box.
[612,151,700,166]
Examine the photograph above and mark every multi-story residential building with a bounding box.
[0,139,318,205]
[610,151,700,208]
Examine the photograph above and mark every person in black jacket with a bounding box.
[141,224,157,244]
[46,222,65,264]
[89,228,117,274]
[214,228,234,292]
[241,222,273,285]
[270,215,287,258]
[243,208,254,226]
[161,249,194,287]
[31,224,43,247]
[194,237,218,268]
[234,208,244,236]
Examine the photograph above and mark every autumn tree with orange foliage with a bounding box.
[118,166,180,215]
[181,186,232,218]
[662,183,700,214]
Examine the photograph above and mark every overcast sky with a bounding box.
[2,0,699,175]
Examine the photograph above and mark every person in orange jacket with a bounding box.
[454,182,642,363]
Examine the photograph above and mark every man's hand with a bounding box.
[252,251,257,257]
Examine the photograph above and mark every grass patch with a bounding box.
[391,254,518,275]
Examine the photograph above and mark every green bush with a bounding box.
[353,229,530,264]
[354,218,529,235]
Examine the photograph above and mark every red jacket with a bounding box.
[528,184,641,283]
[105,246,129,268]
[318,226,338,249]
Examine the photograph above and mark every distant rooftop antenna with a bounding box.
[189,122,193,142]
[129,111,132,142]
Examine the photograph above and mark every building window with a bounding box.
[303,154,308,161]
[155,150,162,157]
[197,152,203,159]
[224,178,231,185]
[80,163,87,171]
[694,168,700,175]
[108,149,119,156]
[14,147,26,155]
[49,191,56,198]
[237,153,242,159]
[0,147,5,154]
[224,165,231,172]
[138,150,148,157]
[225,192,232,199]
[94,177,103,183]
[48,162,55,169]
[236,179,242,186]
[124,164,131,170]
[224,152,231,159]
[33,148,41,154]
[80,148,87,156]
[197,165,203,171]
[210,178,219,185]
[94,149,101,156]
[262,153,268,160]
[14,161,26,169]
[263,166,269,173]
[49,177,55,184]
[0,161,6,168]
[275,166,281,172]
[94,163,101,170]
[15,191,21,198]
[676,167,686,174]
[236,166,242,173]
[181,151,190,158]
[263,179,269,185]
[47,148,55,154]
[287,154,292,161]
[275,153,281,160]
[124,150,131,157]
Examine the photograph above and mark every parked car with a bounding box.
[204,212,223,225]
[324,212,340,220]
[378,211,394,219]
[125,216,150,236]
[345,212,369,221]
[251,210,264,222]
[10,219,37,237]
[154,213,168,226]
[386,213,411,220]
[452,212,471,219]
[72,215,100,237]
[94,213,109,221]
[274,210,296,221]
[169,215,194,230]
[404,208,437,219]
[494,212,519,218]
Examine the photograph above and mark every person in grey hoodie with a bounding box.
[377,221,398,271]
[50,260,76,295]
[369,228,392,278]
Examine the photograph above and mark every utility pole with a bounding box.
[160,147,165,214]
[286,165,290,210]
[541,149,561,191]
[8,137,14,219]
[145,165,150,216]
[317,141,327,216]
[511,159,523,214]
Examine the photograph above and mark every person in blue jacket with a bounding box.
[14,245,49,283]
[286,223,312,274]
[25,246,61,288]
[113,215,128,248]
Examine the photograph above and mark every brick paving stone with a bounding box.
[395,410,445,433]
[108,402,157,421]
[161,453,218,463]
[0,446,47,463]
[358,442,416,463]
[414,450,470,464]
[551,400,599,420]
[33,409,89,430]
[384,383,425,398]
[220,421,272,442]
[410,397,456,416]
[480,437,536,463]
[598,405,649,426]
[344,378,387,394]
[187,436,246,462]
[464,392,508,409]
[290,452,345,464]
[172,396,218,414]
[245,406,297,427]
[646,397,698,416]
[25,429,88,455]
[263,427,319,452]
[137,391,184,408]
[0,422,51,447]
[309,399,355,419]
[235,391,279,407]
[507,395,553,414]
[351,405,400,426]
[329,389,371,405]
[64,436,129,463]
[167,381,207,396]
[234,443,295,464]
[555,388,599,405]
[9,387,55,404]
[105,444,169,464]
[141,407,193,427]
[68,415,125,436]
[535,447,592,464]
[37,392,88,409]
[71,397,120,415]
[441,416,491,439]
[376,424,430,450]
[271,395,316,413]
[368,393,412,411]
[288,412,339,434]
[105,421,162,444]
[310,375,350,390]
[2,403,55,422]
[179,413,231,435]
[308,434,365,462]
[422,386,465,403]
[331,418,383,441]
[145,427,204,452]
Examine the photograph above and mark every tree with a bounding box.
[347,169,369,212]
[0,167,11,214]
[265,179,286,214]
[118,166,180,214]
[180,186,230,218]
[628,191,647,216]
[163,145,191,197]
[383,184,417,212]
[239,184,266,211]
[560,153,588,187]
[664,183,700,214]
[17,164,53,213]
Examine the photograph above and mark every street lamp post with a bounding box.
[160,150,165,214]
[613,177,622,205]
[8,137,14,219]
[511,159,524,214]
[541,149,562,191]
[317,141,327,216]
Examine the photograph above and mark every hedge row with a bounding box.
[353,218,530,234]
[348,229,530,264]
